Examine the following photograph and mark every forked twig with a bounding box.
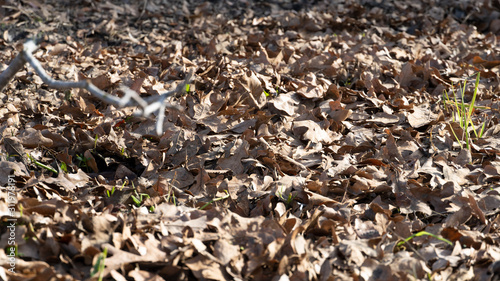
[0,39,194,135]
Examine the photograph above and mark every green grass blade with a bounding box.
[397,231,453,247]
[60,162,68,173]
[131,195,141,206]
[199,190,230,210]
[444,74,486,152]
[467,73,480,118]
[443,101,488,110]
[442,91,448,108]
[465,129,470,151]
[466,73,481,142]
[27,154,58,175]
[470,119,480,139]
[451,85,463,124]
[479,121,486,138]
[448,123,463,149]
[91,247,107,277]
[460,99,467,128]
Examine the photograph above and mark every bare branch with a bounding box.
[0,39,194,135]
[0,53,27,92]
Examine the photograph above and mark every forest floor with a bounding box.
[1,0,500,280]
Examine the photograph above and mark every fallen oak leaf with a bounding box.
[99,243,166,277]
[239,70,266,109]
[463,191,486,224]
[84,150,99,173]
[292,120,333,144]
[300,190,339,207]
[472,56,500,69]
[3,136,29,165]
[24,204,57,216]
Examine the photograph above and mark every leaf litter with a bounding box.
[1,0,500,280]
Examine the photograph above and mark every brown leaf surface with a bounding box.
[2,0,500,280]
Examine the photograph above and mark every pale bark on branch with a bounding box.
[0,40,194,135]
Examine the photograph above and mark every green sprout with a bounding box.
[164,172,179,206]
[199,190,230,210]
[129,181,155,212]
[264,86,280,97]
[59,162,68,173]
[5,245,18,258]
[106,185,116,197]
[107,179,128,197]
[397,231,452,248]
[91,246,108,281]
[276,184,296,207]
[120,147,127,157]
[27,153,58,175]
[280,192,296,206]
[64,90,72,101]
[166,183,177,206]
[3,152,15,161]
[131,189,149,206]
[130,192,155,212]
[442,72,487,152]
[75,154,89,170]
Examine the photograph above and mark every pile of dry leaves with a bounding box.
[1,0,500,280]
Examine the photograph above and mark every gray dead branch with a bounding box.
[0,39,194,135]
